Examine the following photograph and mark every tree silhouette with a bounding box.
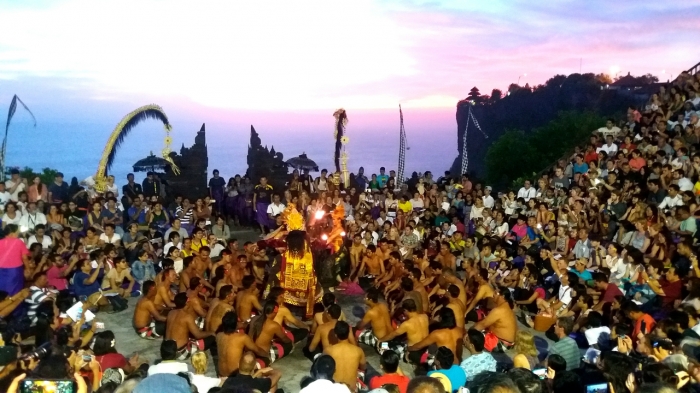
[490,89,503,101]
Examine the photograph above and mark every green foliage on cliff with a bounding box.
[19,167,61,186]
[485,111,605,187]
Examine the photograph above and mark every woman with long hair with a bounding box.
[93,330,140,374]
[512,330,540,370]
[224,176,239,224]
[28,176,48,203]
[1,201,22,229]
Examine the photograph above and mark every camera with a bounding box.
[20,342,51,362]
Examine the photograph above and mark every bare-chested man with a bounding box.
[473,286,517,350]
[210,250,233,279]
[354,288,394,348]
[236,276,262,328]
[154,268,177,310]
[349,234,366,282]
[435,241,457,271]
[248,301,293,367]
[358,245,384,289]
[465,268,494,322]
[377,299,429,365]
[186,278,210,325]
[409,268,430,314]
[133,280,167,339]
[375,251,402,289]
[216,311,267,377]
[440,268,467,308]
[325,321,366,393]
[179,256,197,293]
[206,285,235,334]
[408,308,463,364]
[267,287,310,343]
[228,254,247,289]
[446,285,466,330]
[165,292,216,360]
[307,304,355,360]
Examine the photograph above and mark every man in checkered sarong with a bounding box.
[353,288,394,349]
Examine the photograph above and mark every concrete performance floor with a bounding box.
[99,229,556,392]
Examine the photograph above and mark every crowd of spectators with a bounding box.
[0,68,698,393]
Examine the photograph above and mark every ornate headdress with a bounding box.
[281,204,305,231]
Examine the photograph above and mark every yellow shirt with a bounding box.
[191,238,208,253]
[398,200,413,213]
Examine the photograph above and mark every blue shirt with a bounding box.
[569,267,592,282]
[72,270,101,297]
[377,174,389,188]
[428,365,467,392]
[573,162,589,174]
[459,352,497,381]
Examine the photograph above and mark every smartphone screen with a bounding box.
[21,379,75,393]
[532,368,547,380]
[380,342,389,350]
[585,383,608,393]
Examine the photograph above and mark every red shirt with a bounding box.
[633,314,655,339]
[584,151,599,164]
[370,373,410,393]
[602,284,624,303]
[660,279,683,309]
[96,353,127,370]
[47,265,68,291]
[0,237,29,269]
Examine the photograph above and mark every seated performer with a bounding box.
[165,292,216,360]
[133,280,167,339]
[236,275,262,328]
[377,299,429,365]
[306,304,352,360]
[216,311,267,377]
[154,268,177,310]
[325,321,367,393]
[354,288,394,348]
[206,285,235,334]
[249,300,293,367]
[267,286,311,343]
[473,286,517,352]
[407,308,463,365]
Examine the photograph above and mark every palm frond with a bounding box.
[106,106,170,171]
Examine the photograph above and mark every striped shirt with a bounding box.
[25,286,56,324]
[549,336,580,370]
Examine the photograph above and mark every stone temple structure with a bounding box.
[245,125,289,191]
[164,123,208,201]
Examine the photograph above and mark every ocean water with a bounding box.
[4,106,460,184]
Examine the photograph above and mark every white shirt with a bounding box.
[147,361,189,376]
[189,373,221,393]
[597,143,618,155]
[19,212,47,231]
[300,379,351,393]
[163,241,182,256]
[658,194,683,210]
[2,211,21,225]
[26,234,52,249]
[469,205,484,220]
[0,191,10,211]
[585,326,611,346]
[99,232,122,245]
[209,243,225,258]
[678,177,694,192]
[517,187,536,202]
[558,284,572,306]
[482,195,495,209]
[267,202,286,216]
[4,179,25,202]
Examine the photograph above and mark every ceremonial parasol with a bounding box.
[132,152,170,172]
[286,153,319,171]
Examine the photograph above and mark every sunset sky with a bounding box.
[1,0,698,179]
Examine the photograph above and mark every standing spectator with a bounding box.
[142,172,160,199]
[121,173,143,211]
[209,169,226,214]
[253,176,273,235]
[0,224,30,295]
[5,169,26,202]
[47,172,69,204]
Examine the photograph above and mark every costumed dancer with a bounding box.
[265,204,322,319]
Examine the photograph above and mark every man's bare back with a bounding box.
[217,332,257,376]
[326,342,365,393]
[365,303,393,339]
[208,301,233,333]
[402,314,429,346]
[165,309,196,349]
[133,297,161,328]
